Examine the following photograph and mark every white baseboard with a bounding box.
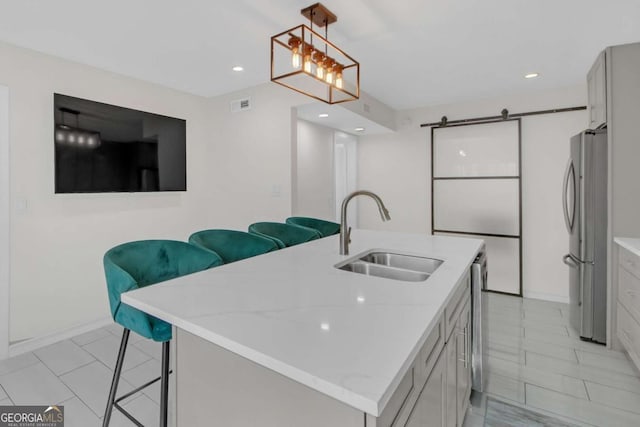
[8,316,112,358]
[522,291,570,304]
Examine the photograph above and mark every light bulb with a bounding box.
[325,71,333,84]
[324,59,335,84]
[302,45,314,74]
[288,37,302,69]
[303,56,312,73]
[334,65,344,89]
[292,49,301,68]
[313,51,325,79]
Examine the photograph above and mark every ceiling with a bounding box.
[0,1,639,110]
[297,102,393,136]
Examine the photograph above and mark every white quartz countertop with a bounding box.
[122,230,483,416]
[615,237,640,257]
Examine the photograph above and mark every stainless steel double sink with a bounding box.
[336,250,443,282]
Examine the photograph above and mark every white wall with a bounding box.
[0,84,9,358]
[293,119,335,220]
[358,85,588,302]
[0,41,305,343]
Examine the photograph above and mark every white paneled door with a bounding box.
[0,84,9,359]
[334,132,357,225]
[432,120,521,295]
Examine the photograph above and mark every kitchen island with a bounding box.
[122,230,483,426]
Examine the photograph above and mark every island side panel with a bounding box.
[175,329,366,427]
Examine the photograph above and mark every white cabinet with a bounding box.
[371,271,472,427]
[404,279,470,427]
[445,337,457,427]
[587,50,607,129]
[405,350,447,427]
[616,244,640,370]
[456,300,471,426]
[444,275,471,427]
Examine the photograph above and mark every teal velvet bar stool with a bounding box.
[188,229,279,263]
[248,222,321,249]
[285,217,340,238]
[102,240,223,427]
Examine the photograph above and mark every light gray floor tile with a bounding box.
[83,335,150,372]
[462,411,484,427]
[524,343,578,362]
[491,328,581,364]
[486,321,524,337]
[585,381,640,414]
[103,324,145,345]
[486,330,525,347]
[576,350,639,376]
[34,340,96,376]
[522,298,569,310]
[526,383,640,427]
[133,339,162,361]
[71,327,112,347]
[523,310,570,326]
[485,398,582,427]
[121,359,162,404]
[59,396,101,427]
[487,356,588,399]
[487,293,523,307]
[0,362,74,405]
[523,328,629,359]
[523,306,564,319]
[59,361,136,416]
[485,342,526,364]
[487,309,524,326]
[0,352,39,376]
[523,324,570,337]
[485,372,525,403]
[108,394,159,427]
[526,352,640,394]
[103,323,124,337]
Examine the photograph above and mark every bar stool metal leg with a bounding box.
[160,341,170,427]
[103,328,130,427]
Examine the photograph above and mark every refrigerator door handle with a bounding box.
[563,254,578,268]
[563,253,594,266]
[562,160,576,233]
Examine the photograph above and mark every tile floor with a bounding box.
[0,324,162,426]
[463,293,640,427]
[0,294,639,426]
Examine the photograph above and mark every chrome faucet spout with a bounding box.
[339,190,391,255]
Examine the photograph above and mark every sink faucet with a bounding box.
[340,190,391,255]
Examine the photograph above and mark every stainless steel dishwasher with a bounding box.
[471,249,487,393]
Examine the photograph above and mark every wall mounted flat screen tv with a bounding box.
[54,94,186,193]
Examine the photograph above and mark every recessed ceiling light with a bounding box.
[354,127,365,132]
[524,72,539,79]
[232,66,244,72]
[318,113,329,118]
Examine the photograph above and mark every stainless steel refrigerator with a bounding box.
[562,129,607,344]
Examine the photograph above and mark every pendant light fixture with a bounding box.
[271,3,359,104]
